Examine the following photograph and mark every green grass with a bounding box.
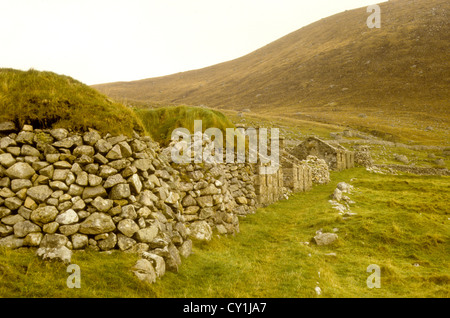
[1,168,448,298]
[134,106,236,146]
[0,68,145,136]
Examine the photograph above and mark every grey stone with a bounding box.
[2,214,25,225]
[71,233,89,249]
[88,174,103,187]
[132,159,153,171]
[11,179,32,192]
[0,121,16,132]
[106,144,122,160]
[142,252,165,278]
[13,220,41,237]
[98,232,117,251]
[50,128,68,141]
[135,224,159,243]
[31,205,59,224]
[189,221,212,241]
[55,209,79,225]
[132,259,157,284]
[49,181,69,191]
[4,196,23,210]
[104,174,126,188]
[178,239,192,258]
[117,233,136,251]
[6,162,35,179]
[95,139,113,154]
[83,130,102,146]
[109,183,131,200]
[79,212,115,235]
[128,174,142,194]
[58,224,80,236]
[27,185,53,202]
[23,232,43,246]
[82,185,107,200]
[36,246,72,264]
[21,145,40,157]
[73,145,95,157]
[0,153,16,168]
[39,233,68,248]
[313,233,338,246]
[0,235,24,249]
[91,196,113,212]
[117,219,140,237]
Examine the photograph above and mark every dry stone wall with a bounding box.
[0,121,315,283]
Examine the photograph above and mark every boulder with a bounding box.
[79,212,115,235]
[189,221,212,241]
[13,220,41,237]
[6,162,35,179]
[132,259,157,284]
[313,233,338,246]
[27,185,53,203]
[30,206,59,224]
[36,246,72,264]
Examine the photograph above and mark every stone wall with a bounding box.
[0,122,314,281]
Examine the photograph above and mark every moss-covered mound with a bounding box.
[134,105,236,146]
[0,68,145,136]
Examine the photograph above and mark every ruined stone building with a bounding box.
[289,136,354,171]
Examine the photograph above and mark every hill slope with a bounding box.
[93,0,449,145]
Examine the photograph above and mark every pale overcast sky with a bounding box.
[0,0,385,85]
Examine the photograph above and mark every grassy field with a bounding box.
[1,168,448,298]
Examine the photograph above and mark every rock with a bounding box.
[31,205,59,224]
[82,185,107,200]
[0,153,16,168]
[0,121,16,132]
[336,182,353,193]
[42,222,59,234]
[1,214,25,225]
[132,159,153,171]
[36,246,72,264]
[178,239,192,258]
[39,233,69,248]
[27,185,53,203]
[135,224,159,243]
[132,259,157,284]
[21,145,40,157]
[196,196,213,208]
[394,154,409,164]
[59,224,80,236]
[92,138,112,155]
[13,220,41,237]
[117,233,136,251]
[23,232,43,246]
[117,219,140,237]
[98,232,117,251]
[50,128,68,141]
[88,174,103,187]
[189,221,212,241]
[11,179,32,192]
[0,235,24,249]
[5,197,23,210]
[142,252,166,278]
[73,145,95,157]
[104,174,126,188]
[79,212,115,235]
[331,188,342,201]
[128,174,142,194]
[71,233,89,249]
[6,162,35,179]
[83,130,102,146]
[91,196,113,212]
[55,209,79,225]
[109,183,131,200]
[106,144,123,160]
[313,233,338,246]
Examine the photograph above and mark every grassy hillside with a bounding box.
[1,168,448,297]
[93,0,449,146]
[134,105,236,146]
[0,69,145,136]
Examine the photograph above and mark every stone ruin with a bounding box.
[289,136,355,171]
